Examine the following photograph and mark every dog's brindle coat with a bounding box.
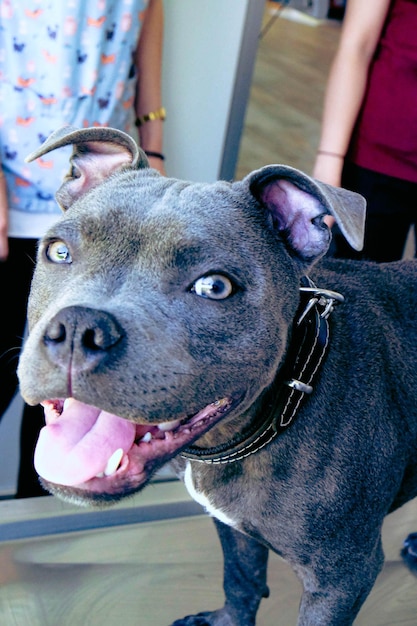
[17,127,417,625]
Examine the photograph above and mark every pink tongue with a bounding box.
[34,399,136,486]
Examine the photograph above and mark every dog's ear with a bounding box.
[248,164,366,264]
[25,126,149,210]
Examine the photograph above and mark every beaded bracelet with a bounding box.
[144,150,165,161]
[135,106,166,127]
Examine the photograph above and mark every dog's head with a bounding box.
[17,126,365,506]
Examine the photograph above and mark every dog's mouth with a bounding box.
[34,396,235,499]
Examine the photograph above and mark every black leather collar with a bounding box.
[180,277,344,464]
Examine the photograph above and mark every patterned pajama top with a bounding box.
[0,0,148,237]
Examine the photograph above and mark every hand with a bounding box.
[311,157,340,230]
[324,215,336,228]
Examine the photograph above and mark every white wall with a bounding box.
[162,0,263,182]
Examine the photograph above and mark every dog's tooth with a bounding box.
[63,398,72,411]
[158,419,181,432]
[104,448,124,476]
[141,432,152,443]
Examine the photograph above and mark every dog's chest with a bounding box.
[183,462,238,528]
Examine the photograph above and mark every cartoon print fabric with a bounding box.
[0,0,148,237]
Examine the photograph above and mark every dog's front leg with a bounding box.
[294,535,385,626]
[215,518,270,623]
[170,518,269,626]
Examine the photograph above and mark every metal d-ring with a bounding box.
[298,287,345,323]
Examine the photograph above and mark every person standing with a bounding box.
[313,0,417,261]
[0,0,165,497]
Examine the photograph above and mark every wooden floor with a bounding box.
[236,3,341,179]
[1,8,417,626]
[1,483,417,626]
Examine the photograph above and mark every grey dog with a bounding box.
[17,126,417,626]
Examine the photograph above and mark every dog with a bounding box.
[17,126,417,626]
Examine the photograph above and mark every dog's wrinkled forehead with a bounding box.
[29,126,366,269]
[63,167,242,225]
[47,170,254,271]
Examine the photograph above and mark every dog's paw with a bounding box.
[401,532,417,575]
[169,608,239,626]
[170,614,213,626]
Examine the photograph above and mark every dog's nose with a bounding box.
[44,306,124,371]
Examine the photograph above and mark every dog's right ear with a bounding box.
[25,126,149,210]
[248,164,366,265]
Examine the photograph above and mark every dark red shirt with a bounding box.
[348,0,417,183]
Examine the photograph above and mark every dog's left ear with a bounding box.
[248,164,366,264]
[25,125,149,210]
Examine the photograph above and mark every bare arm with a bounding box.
[0,171,9,261]
[312,0,391,188]
[134,0,165,174]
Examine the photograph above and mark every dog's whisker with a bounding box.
[0,346,22,364]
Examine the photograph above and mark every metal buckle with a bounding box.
[298,287,344,323]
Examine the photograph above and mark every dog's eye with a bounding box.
[192,274,234,300]
[46,240,72,264]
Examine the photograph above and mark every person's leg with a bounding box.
[0,237,47,497]
[414,224,417,259]
[16,403,49,498]
[0,238,38,417]
[332,163,413,262]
